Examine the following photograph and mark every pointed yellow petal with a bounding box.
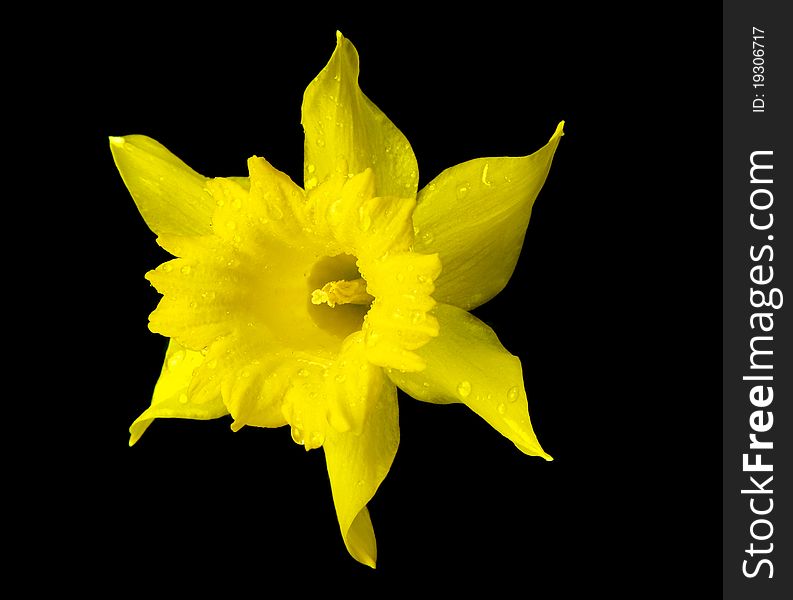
[302,32,418,197]
[413,122,564,309]
[129,339,228,446]
[109,135,214,237]
[323,371,399,568]
[387,303,551,460]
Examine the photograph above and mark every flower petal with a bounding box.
[129,339,227,446]
[145,250,238,352]
[387,303,551,460]
[413,122,564,309]
[109,135,214,237]
[301,32,418,198]
[323,370,399,568]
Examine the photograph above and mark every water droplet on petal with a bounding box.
[167,350,186,370]
[309,431,325,448]
[420,231,434,245]
[335,373,346,383]
[507,386,520,402]
[307,164,316,174]
[267,203,283,221]
[497,402,506,415]
[298,368,310,377]
[457,380,472,398]
[411,311,426,325]
[180,265,191,275]
[358,206,372,231]
[290,424,305,445]
[316,138,326,147]
[456,184,469,199]
[178,393,189,404]
[396,272,405,282]
[161,263,173,273]
[481,163,492,187]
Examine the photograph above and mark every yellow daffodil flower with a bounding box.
[111,31,563,568]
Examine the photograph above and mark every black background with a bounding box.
[65,4,720,594]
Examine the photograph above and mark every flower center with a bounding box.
[311,278,373,308]
[307,254,371,339]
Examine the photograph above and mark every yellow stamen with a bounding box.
[311,278,373,308]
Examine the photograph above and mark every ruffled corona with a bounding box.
[146,161,441,448]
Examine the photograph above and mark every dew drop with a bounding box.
[507,386,520,402]
[178,393,189,404]
[481,163,492,187]
[396,272,405,282]
[305,176,318,189]
[420,231,434,245]
[456,184,469,199]
[180,265,191,275]
[309,431,325,447]
[307,163,316,174]
[161,264,173,273]
[457,380,472,398]
[417,274,428,284]
[216,198,225,207]
[335,373,346,383]
[411,311,426,325]
[189,301,198,309]
[365,331,381,347]
[358,206,372,231]
[298,368,310,377]
[290,425,305,445]
[232,197,242,210]
[316,138,326,148]
[167,350,186,370]
[497,402,506,415]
